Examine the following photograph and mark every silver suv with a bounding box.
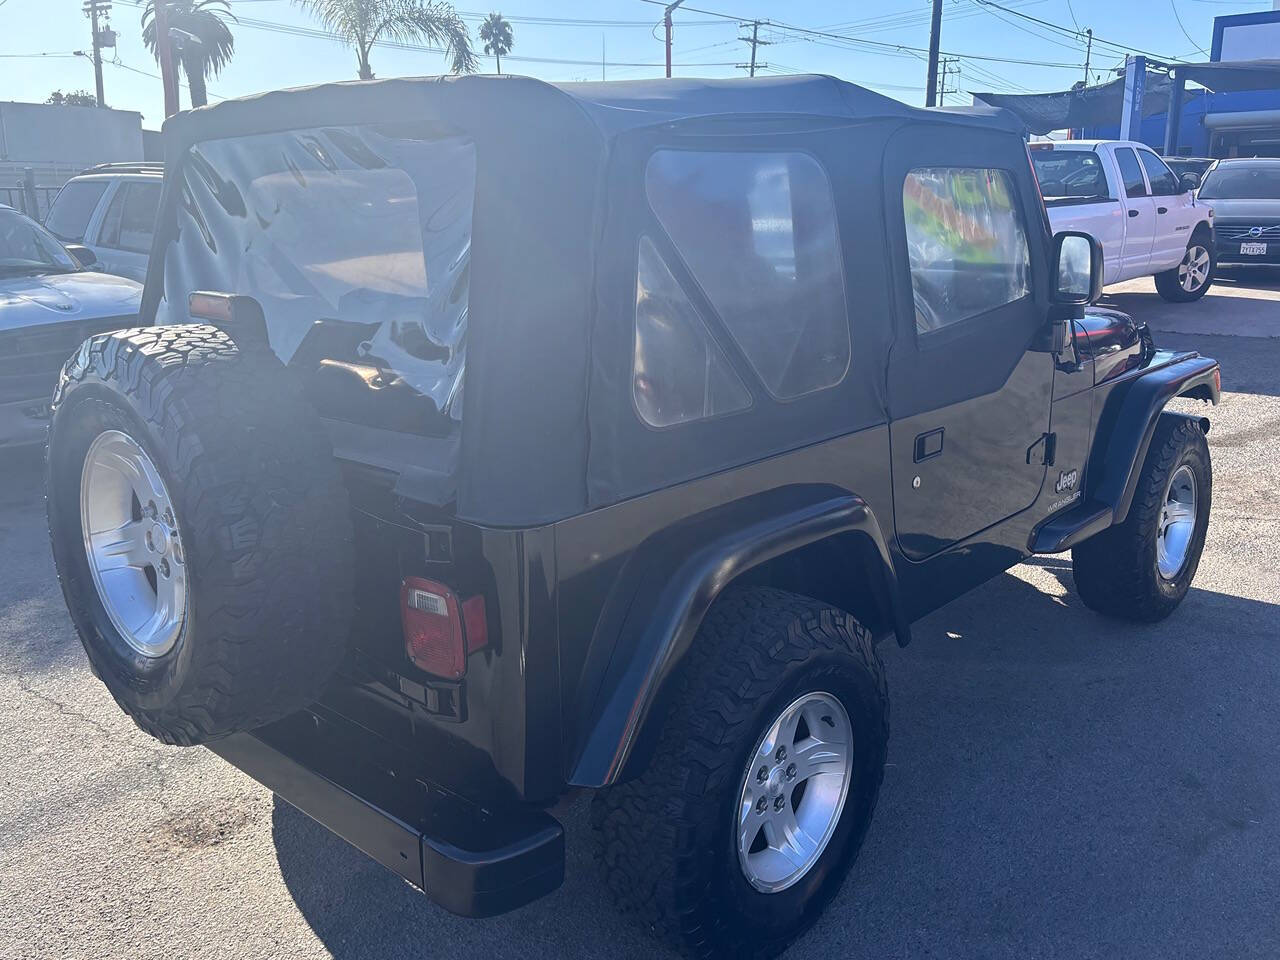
[44,163,163,283]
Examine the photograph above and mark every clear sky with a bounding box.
[0,0,1271,130]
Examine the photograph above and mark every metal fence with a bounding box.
[1,184,62,221]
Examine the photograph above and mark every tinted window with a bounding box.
[1115,148,1148,197]
[903,168,1031,334]
[1138,151,1179,196]
[1198,162,1280,200]
[633,236,751,428]
[1031,150,1111,200]
[44,180,108,241]
[645,150,850,400]
[113,182,161,252]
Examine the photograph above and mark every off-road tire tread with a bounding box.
[1072,416,1209,621]
[590,587,887,959]
[47,325,353,745]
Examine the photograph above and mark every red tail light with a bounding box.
[400,577,488,680]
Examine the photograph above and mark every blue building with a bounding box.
[1084,9,1280,158]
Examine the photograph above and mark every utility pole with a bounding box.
[664,0,686,79]
[1083,28,1093,86]
[925,0,943,107]
[937,57,959,105]
[82,0,115,107]
[740,20,771,78]
[153,0,180,117]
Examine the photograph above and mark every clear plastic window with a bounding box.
[645,150,850,400]
[903,168,1031,334]
[161,126,475,430]
[633,235,751,428]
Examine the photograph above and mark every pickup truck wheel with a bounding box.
[46,325,353,745]
[1071,416,1210,621]
[1154,239,1214,302]
[591,588,888,959]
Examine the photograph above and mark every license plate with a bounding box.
[1240,241,1268,255]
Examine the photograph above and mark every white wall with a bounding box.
[0,102,143,167]
[1219,19,1280,61]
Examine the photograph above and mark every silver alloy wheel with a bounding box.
[1156,463,1197,580]
[79,429,188,658]
[736,691,853,893]
[1178,244,1211,293]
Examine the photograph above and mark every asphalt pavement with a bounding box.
[1,272,1277,959]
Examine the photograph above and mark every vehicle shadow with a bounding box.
[273,562,1280,959]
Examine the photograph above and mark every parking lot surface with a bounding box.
[2,271,1278,959]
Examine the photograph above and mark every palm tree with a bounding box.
[478,12,512,75]
[295,0,476,80]
[141,0,235,109]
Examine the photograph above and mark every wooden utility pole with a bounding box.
[83,0,113,107]
[154,0,180,117]
[925,0,943,107]
[937,57,959,105]
[1083,28,1093,86]
[664,0,686,78]
[742,20,771,78]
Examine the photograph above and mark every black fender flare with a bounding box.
[1090,351,1219,524]
[567,485,908,788]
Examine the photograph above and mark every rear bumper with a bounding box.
[1214,240,1280,266]
[210,707,564,918]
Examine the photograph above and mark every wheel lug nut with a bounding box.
[775,746,786,762]
[756,766,768,783]
[773,795,785,811]
[785,763,796,780]
[158,558,170,578]
[756,797,768,814]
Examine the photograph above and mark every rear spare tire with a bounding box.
[46,325,354,745]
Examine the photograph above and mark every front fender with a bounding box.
[567,486,907,789]
[1090,350,1219,524]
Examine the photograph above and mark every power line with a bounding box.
[1169,0,1211,57]
[965,0,1181,61]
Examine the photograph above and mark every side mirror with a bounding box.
[1051,231,1103,308]
[1180,172,1201,193]
[64,243,97,268]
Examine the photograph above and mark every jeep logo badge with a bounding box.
[1055,468,1079,494]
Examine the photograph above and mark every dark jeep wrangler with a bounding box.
[45,75,1220,958]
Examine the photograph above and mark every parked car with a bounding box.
[44,76,1220,959]
[43,163,163,283]
[1030,140,1215,301]
[1196,157,1280,267]
[1164,156,1215,189]
[0,205,141,448]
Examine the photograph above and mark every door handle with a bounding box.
[913,428,944,463]
[1157,206,1168,214]
[1128,209,1140,218]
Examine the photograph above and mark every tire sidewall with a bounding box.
[47,388,199,711]
[1147,427,1211,603]
[701,649,887,950]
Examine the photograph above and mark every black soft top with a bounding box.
[147,75,1032,527]
[160,73,1024,148]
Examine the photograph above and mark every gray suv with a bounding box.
[44,163,163,283]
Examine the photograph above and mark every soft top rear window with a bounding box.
[158,123,474,432]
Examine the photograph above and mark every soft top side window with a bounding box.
[903,167,1031,335]
[644,150,851,401]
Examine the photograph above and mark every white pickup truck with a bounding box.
[1030,140,1215,302]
